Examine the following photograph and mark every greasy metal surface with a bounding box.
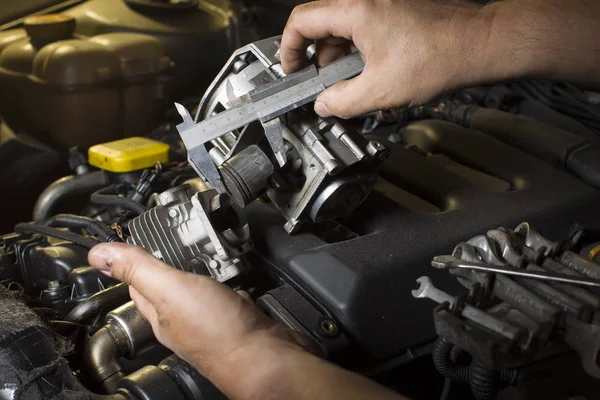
[244,120,600,363]
[412,276,523,341]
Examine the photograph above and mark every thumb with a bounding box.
[314,71,378,119]
[88,243,189,305]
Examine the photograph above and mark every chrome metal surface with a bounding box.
[105,301,153,358]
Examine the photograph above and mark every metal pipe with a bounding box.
[85,302,156,393]
[85,326,127,393]
[106,301,155,359]
[33,171,110,222]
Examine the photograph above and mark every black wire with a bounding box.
[90,185,147,215]
[440,378,453,400]
[44,214,119,242]
[512,80,600,132]
[14,223,99,249]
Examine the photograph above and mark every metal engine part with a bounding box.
[179,36,387,233]
[128,179,251,282]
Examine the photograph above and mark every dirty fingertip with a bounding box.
[88,244,114,271]
[314,101,332,117]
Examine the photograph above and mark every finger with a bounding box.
[314,70,380,118]
[235,290,253,303]
[315,38,351,67]
[281,1,353,73]
[89,243,186,306]
[129,286,159,327]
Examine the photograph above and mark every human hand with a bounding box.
[87,243,314,384]
[89,242,407,400]
[281,0,495,119]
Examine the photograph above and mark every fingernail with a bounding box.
[89,245,113,272]
[314,101,331,117]
[100,269,113,278]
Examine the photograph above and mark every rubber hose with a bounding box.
[14,223,99,249]
[91,185,147,215]
[500,368,518,386]
[33,171,110,222]
[469,360,500,400]
[64,283,130,324]
[83,394,129,400]
[432,338,470,384]
[45,214,119,242]
[85,326,127,393]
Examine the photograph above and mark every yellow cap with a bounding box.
[88,137,169,173]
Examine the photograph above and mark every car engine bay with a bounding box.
[2,1,600,399]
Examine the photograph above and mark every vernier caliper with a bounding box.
[174,51,365,191]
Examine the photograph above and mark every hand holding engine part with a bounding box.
[88,243,407,400]
[281,0,600,119]
[176,36,388,234]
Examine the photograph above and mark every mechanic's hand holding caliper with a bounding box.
[89,0,600,399]
[282,0,600,120]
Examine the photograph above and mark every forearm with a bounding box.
[199,334,405,400]
[478,0,600,84]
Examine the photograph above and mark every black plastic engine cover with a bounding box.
[0,235,117,316]
[244,120,600,368]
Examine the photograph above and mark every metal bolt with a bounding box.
[48,280,61,290]
[319,319,339,337]
[366,140,389,159]
[168,208,179,218]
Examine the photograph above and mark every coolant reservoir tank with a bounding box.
[0,15,75,74]
[0,15,172,148]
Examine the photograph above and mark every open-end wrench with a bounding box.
[527,263,600,309]
[452,243,559,329]
[515,223,600,280]
[516,276,593,321]
[558,251,600,280]
[487,229,600,309]
[432,255,600,289]
[412,276,524,342]
[487,303,542,349]
[564,316,600,379]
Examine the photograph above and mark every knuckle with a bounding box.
[287,4,306,25]
[351,0,374,15]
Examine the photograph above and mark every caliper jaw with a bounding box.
[175,36,382,234]
[175,103,223,192]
